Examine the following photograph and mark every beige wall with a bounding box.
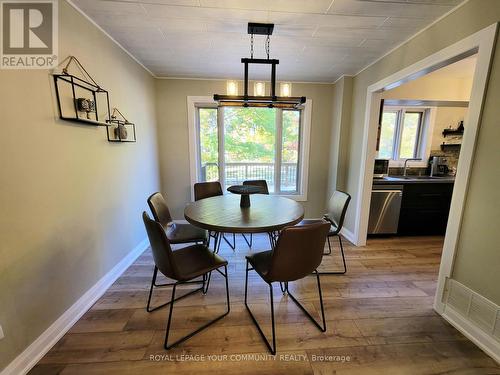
[327,76,353,199]
[340,0,500,304]
[381,74,471,158]
[382,76,473,101]
[451,24,500,303]
[155,79,334,219]
[0,0,159,370]
[431,107,468,151]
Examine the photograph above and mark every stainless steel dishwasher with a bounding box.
[368,185,403,234]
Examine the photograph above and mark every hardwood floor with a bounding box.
[30,235,500,374]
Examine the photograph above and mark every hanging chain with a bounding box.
[266,34,270,59]
[250,33,254,59]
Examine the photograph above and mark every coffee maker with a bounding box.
[429,156,449,177]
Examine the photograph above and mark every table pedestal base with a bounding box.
[240,194,250,208]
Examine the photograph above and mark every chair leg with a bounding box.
[287,271,326,332]
[242,233,252,248]
[318,235,347,275]
[244,261,277,355]
[164,265,230,350]
[279,281,288,295]
[146,266,205,312]
[324,236,332,255]
[208,232,222,254]
[222,233,236,250]
[338,236,347,273]
[268,232,277,249]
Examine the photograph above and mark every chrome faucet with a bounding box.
[403,158,422,176]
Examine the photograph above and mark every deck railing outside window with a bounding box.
[201,162,298,193]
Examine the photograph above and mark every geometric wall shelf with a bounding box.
[106,108,136,143]
[53,56,111,127]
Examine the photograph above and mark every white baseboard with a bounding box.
[442,305,500,364]
[0,238,149,375]
[340,227,356,245]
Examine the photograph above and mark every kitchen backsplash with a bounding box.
[388,147,460,177]
[388,166,428,176]
[429,148,460,173]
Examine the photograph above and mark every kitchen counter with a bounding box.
[373,176,455,185]
[370,176,455,236]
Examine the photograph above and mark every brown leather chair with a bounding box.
[243,179,269,194]
[242,180,270,247]
[194,181,223,201]
[193,181,235,252]
[143,212,230,350]
[245,222,330,354]
[299,190,351,274]
[148,192,207,245]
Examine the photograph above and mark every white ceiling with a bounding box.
[72,0,464,82]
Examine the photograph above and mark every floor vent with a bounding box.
[445,278,500,343]
[446,279,471,315]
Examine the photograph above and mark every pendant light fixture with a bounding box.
[214,23,305,109]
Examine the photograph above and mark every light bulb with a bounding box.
[280,82,292,97]
[226,81,238,96]
[254,81,266,96]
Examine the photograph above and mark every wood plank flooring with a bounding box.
[30,235,500,374]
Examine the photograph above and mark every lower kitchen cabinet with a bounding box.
[397,183,454,235]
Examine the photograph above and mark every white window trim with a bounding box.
[381,106,436,168]
[186,96,312,202]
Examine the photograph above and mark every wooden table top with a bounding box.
[184,194,304,234]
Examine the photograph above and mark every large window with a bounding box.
[379,108,426,160]
[196,105,304,195]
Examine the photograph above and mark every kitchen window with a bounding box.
[187,97,311,200]
[379,107,427,161]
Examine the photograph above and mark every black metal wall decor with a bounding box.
[106,108,137,143]
[213,23,306,109]
[53,56,111,127]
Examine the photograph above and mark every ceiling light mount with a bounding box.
[247,23,274,36]
[214,23,305,109]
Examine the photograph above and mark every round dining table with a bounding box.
[184,194,304,241]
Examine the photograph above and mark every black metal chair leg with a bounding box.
[204,232,221,294]
[222,233,236,250]
[268,232,276,249]
[279,281,288,295]
[318,235,347,275]
[338,236,347,273]
[244,261,277,355]
[287,271,326,332]
[164,265,231,350]
[146,266,205,312]
[324,236,332,255]
[242,233,252,248]
[208,231,220,253]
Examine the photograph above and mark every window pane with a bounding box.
[281,110,300,192]
[399,112,421,159]
[379,111,397,159]
[198,108,218,182]
[223,107,276,191]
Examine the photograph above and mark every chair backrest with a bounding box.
[243,179,269,194]
[194,181,223,201]
[325,190,351,231]
[142,212,179,280]
[147,192,172,228]
[267,222,330,282]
